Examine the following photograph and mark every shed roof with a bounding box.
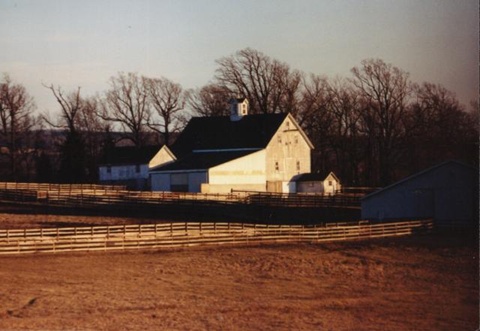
[295,171,340,182]
[99,145,161,166]
[229,97,247,103]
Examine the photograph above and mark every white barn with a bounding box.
[149,98,314,193]
[361,160,479,226]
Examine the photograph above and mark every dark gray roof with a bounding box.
[295,171,339,182]
[170,113,288,158]
[229,97,247,103]
[99,145,161,166]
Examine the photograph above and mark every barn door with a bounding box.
[170,173,188,192]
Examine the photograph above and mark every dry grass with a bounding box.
[0,228,477,330]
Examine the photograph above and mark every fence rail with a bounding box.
[0,182,361,210]
[0,182,126,191]
[0,219,433,255]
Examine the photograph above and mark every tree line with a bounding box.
[1,48,478,186]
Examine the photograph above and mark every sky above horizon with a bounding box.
[1,0,478,116]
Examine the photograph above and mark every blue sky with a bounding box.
[1,0,478,114]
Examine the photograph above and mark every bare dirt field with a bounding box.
[0,212,478,331]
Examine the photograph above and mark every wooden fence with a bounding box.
[0,219,433,255]
[244,192,361,208]
[0,182,361,210]
[0,182,126,191]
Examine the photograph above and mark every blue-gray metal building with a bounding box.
[361,160,479,226]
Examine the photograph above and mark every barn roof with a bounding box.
[362,160,478,201]
[169,113,289,158]
[229,97,247,104]
[295,171,340,182]
[150,150,257,172]
[99,145,161,166]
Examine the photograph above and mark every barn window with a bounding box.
[275,161,279,171]
[277,135,282,143]
[296,161,300,171]
[328,180,333,186]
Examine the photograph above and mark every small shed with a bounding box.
[361,160,479,226]
[295,172,341,195]
[98,145,165,190]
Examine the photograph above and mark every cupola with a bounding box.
[229,98,249,121]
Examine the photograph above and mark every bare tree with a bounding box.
[187,83,231,117]
[144,76,186,145]
[77,96,111,179]
[43,84,88,182]
[101,72,151,147]
[0,74,37,180]
[43,85,108,182]
[215,48,302,114]
[43,84,83,132]
[298,74,334,173]
[406,82,478,168]
[324,77,363,185]
[409,82,477,141]
[351,59,411,186]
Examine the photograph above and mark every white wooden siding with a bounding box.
[209,150,266,185]
[99,164,149,182]
[265,115,311,184]
[149,146,176,169]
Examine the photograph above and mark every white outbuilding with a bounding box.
[98,145,170,190]
[295,172,342,195]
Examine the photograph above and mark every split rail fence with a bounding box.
[0,182,361,209]
[0,219,433,255]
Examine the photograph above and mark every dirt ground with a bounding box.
[0,212,164,229]
[0,213,478,331]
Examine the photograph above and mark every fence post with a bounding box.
[122,225,126,250]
